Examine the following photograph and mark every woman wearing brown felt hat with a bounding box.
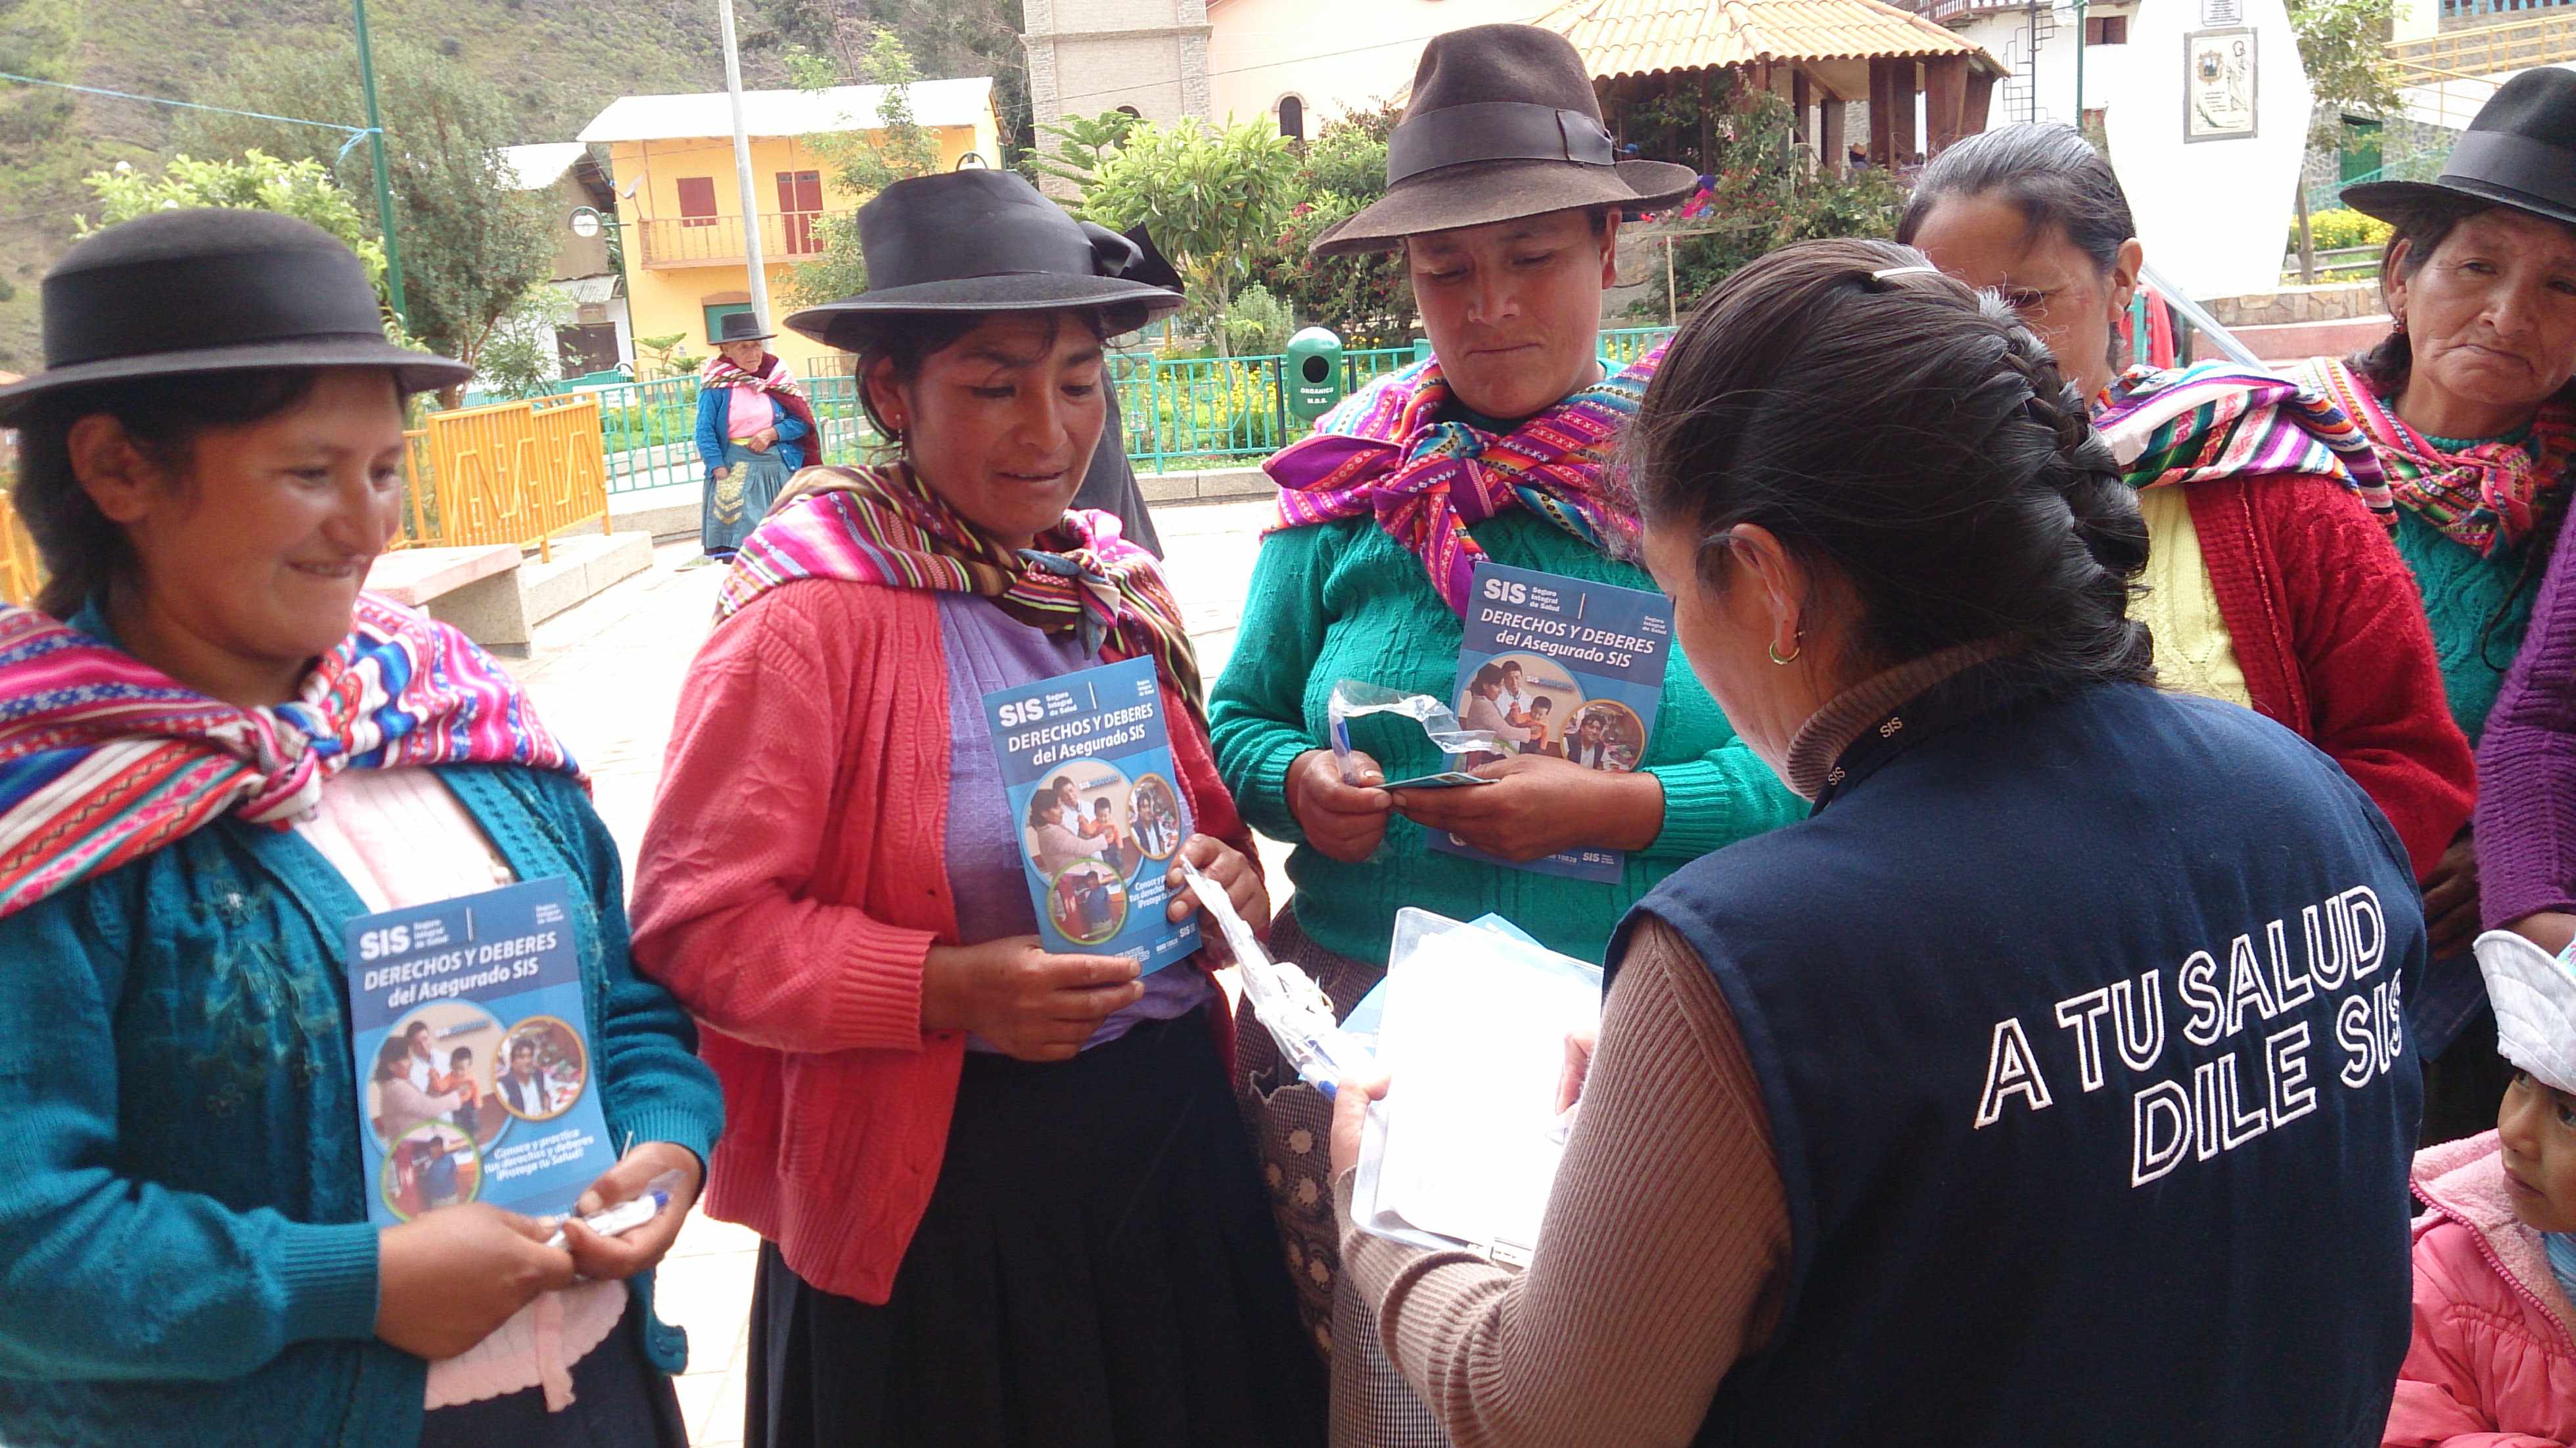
[1205,24,1803,1448]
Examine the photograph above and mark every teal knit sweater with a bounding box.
[1210,513,1805,966]
[0,763,724,1448]
[2392,507,2544,744]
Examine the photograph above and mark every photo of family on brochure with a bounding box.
[361,1001,595,1217]
[986,656,1202,970]
[1454,653,1645,773]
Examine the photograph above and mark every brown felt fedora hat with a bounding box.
[1310,24,1696,257]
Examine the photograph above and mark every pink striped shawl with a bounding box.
[0,595,580,919]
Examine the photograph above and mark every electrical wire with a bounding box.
[0,71,380,160]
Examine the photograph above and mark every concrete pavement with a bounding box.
[497,495,1277,1445]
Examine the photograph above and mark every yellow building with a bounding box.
[577,78,1003,376]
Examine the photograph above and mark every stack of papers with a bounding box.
[1351,909,1603,1265]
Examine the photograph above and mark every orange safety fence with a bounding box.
[0,485,40,609]
[404,394,611,562]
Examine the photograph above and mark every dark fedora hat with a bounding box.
[0,208,467,422]
[783,170,1185,351]
[2345,68,2576,229]
[710,311,776,344]
[1311,24,1696,257]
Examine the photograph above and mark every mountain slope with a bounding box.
[0,0,786,369]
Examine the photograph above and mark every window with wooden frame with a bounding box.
[676,177,719,228]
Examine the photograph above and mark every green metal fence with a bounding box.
[580,326,1681,488]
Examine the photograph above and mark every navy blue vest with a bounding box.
[1621,673,2423,1446]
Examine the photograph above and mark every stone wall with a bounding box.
[2200,282,2383,328]
[1023,0,1212,198]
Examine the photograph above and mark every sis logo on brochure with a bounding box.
[984,654,1201,972]
[1438,561,1676,882]
[344,877,614,1227]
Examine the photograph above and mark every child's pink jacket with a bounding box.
[2386,1130,2576,1447]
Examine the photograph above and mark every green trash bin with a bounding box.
[1284,327,1345,421]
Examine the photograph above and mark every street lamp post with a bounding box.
[716,0,773,333]
[352,0,409,330]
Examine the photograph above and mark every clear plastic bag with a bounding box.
[1326,679,1508,786]
[1177,857,1374,1096]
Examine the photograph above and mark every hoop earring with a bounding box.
[1768,630,1803,666]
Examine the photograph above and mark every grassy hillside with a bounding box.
[0,0,804,369]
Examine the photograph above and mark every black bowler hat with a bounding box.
[710,311,776,344]
[783,170,1185,351]
[1310,24,1696,256]
[1120,224,1185,294]
[0,208,468,422]
[2345,68,2576,229]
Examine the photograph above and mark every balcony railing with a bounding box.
[635,210,853,269]
[1912,0,2027,22]
[2391,5,2576,72]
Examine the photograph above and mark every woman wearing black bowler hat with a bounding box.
[696,309,818,562]
[0,210,724,1446]
[630,168,1323,1448]
[2285,68,2576,1142]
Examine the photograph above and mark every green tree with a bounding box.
[748,0,1034,156]
[787,28,946,306]
[1078,118,1300,355]
[476,295,574,399]
[78,151,387,283]
[177,38,555,394]
[1634,83,1904,317]
[1029,109,1141,192]
[1253,102,1416,347]
[2288,0,2404,148]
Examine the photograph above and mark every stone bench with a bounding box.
[367,544,530,656]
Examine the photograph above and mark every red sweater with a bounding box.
[628,579,1253,1304]
[2186,474,2473,879]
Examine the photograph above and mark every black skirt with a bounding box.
[748,1008,1325,1448]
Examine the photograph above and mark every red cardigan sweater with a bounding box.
[628,579,1254,1304]
[2184,474,2472,879]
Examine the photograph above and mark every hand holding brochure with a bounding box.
[344,878,616,1226]
[1352,909,1603,1265]
[1437,562,1676,881]
[984,655,1200,971]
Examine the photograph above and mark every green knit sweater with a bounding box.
[2391,507,2542,744]
[1209,513,1806,966]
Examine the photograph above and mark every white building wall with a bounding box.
[1950,4,2142,133]
[1205,0,1552,127]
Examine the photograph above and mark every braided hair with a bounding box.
[1628,237,2153,689]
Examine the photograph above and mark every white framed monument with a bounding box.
[2107,0,2314,301]
[2185,29,2258,141]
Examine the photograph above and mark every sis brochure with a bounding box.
[1438,560,1675,882]
[984,654,1201,972]
[344,877,614,1226]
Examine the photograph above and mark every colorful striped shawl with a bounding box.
[716,464,1205,720]
[0,595,580,920]
[1264,344,1661,616]
[2092,361,2391,513]
[2294,355,2576,559]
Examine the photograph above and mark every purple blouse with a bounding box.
[2477,525,2576,928]
[932,593,1212,1050]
